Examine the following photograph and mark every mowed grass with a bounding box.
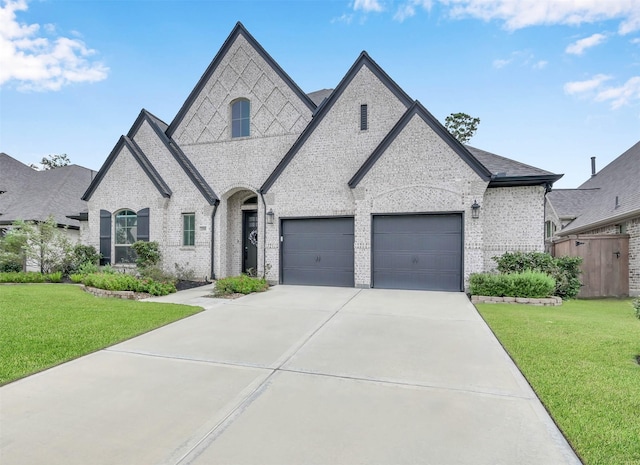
[476,299,640,465]
[0,284,202,385]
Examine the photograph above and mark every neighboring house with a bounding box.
[81,22,562,291]
[546,141,640,296]
[0,152,96,244]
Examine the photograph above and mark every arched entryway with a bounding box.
[220,188,259,277]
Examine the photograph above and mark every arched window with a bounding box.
[115,209,137,263]
[231,99,250,138]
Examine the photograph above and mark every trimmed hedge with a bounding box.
[470,271,556,298]
[493,251,582,299]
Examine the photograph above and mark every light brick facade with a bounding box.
[83,23,556,291]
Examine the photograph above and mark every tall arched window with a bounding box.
[115,209,137,263]
[231,99,250,138]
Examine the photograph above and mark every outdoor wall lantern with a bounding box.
[471,200,481,219]
[266,208,274,225]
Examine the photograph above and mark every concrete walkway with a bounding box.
[1,285,581,465]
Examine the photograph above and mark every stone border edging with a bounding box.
[82,285,150,300]
[471,295,562,306]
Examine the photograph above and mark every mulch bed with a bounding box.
[175,280,211,292]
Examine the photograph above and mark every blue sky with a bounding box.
[1,0,639,188]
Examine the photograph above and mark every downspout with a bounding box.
[259,191,267,279]
[210,200,219,280]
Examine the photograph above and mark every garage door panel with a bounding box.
[282,218,354,287]
[375,233,460,251]
[373,214,463,291]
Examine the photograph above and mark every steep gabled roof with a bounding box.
[261,51,414,193]
[82,135,171,201]
[349,101,493,188]
[130,110,219,205]
[307,88,333,106]
[556,140,640,235]
[167,22,315,137]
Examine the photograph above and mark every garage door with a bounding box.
[372,214,463,291]
[281,217,354,287]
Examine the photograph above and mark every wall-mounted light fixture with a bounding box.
[266,208,274,225]
[471,200,481,219]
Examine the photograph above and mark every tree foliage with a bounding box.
[6,217,73,273]
[30,153,70,170]
[444,112,480,144]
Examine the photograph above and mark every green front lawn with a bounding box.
[0,284,201,385]
[477,299,640,465]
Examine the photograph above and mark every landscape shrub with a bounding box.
[47,271,63,283]
[69,273,84,283]
[131,241,161,269]
[80,272,176,296]
[470,271,555,298]
[0,272,63,284]
[633,299,640,320]
[493,251,582,299]
[138,265,176,284]
[64,244,101,274]
[214,274,268,296]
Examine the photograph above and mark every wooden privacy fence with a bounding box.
[552,234,629,298]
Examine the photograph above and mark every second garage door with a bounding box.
[372,214,463,291]
[281,217,354,287]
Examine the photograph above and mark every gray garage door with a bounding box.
[281,217,354,287]
[372,214,463,291]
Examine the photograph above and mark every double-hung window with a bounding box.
[183,213,195,246]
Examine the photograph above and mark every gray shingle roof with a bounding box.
[556,140,640,234]
[307,89,333,106]
[0,156,96,228]
[466,145,555,177]
[546,188,600,220]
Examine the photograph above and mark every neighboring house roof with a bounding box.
[260,51,414,193]
[167,21,316,137]
[0,155,96,229]
[556,140,640,235]
[546,188,600,221]
[349,101,493,187]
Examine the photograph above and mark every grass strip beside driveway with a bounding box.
[477,299,640,465]
[0,284,202,385]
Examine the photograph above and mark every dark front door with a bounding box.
[242,211,258,274]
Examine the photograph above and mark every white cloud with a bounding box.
[566,33,607,55]
[564,74,613,94]
[595,76,640,108]
[533,60,548,69]
[0,0,108,91]
[492,58,511,68]
[437,0,640,34]
[353,0,384,13]
[632,38,640,44]
[564,74,640,108]
[394,0,433,21]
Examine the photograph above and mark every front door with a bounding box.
[242,210,258,274]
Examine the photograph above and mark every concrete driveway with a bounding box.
[1,285,581,465]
